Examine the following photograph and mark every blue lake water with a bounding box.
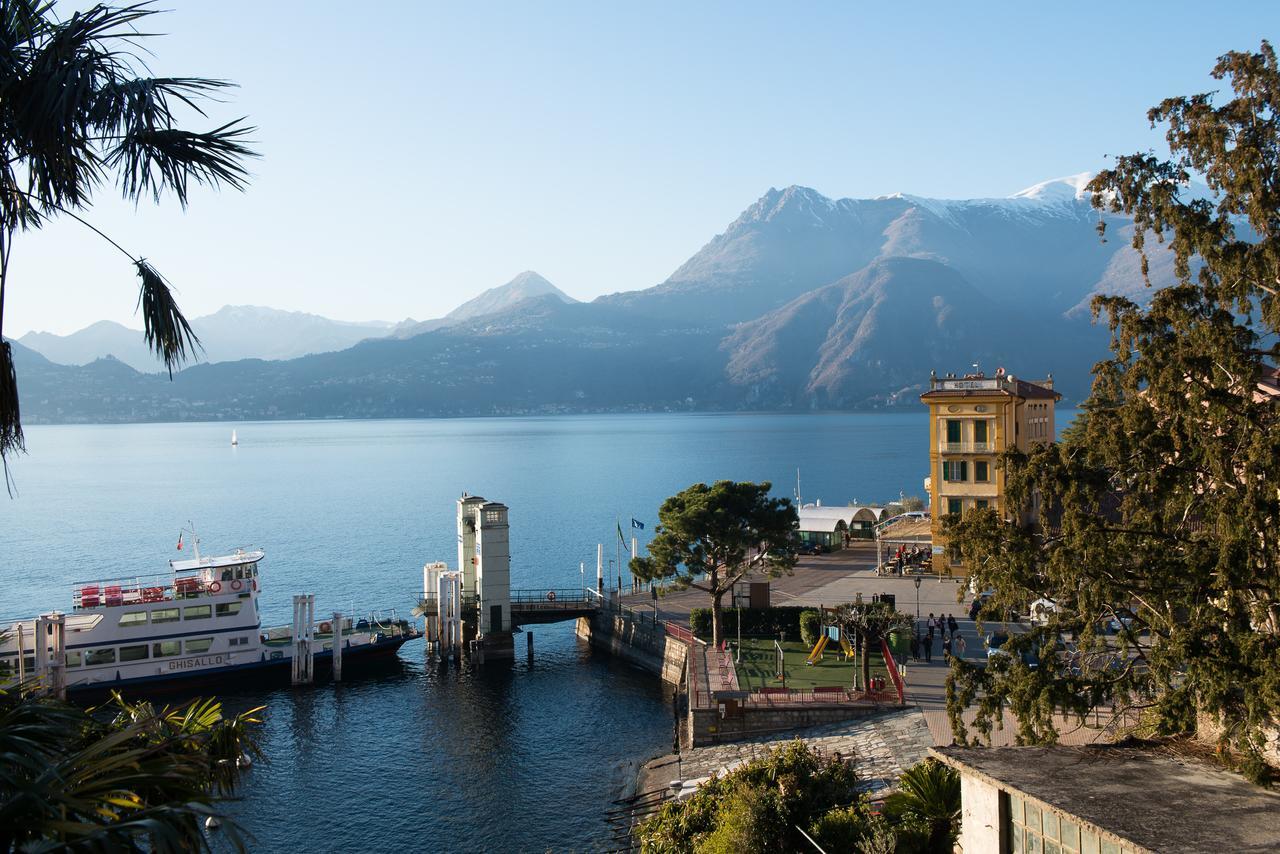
[0,411,1071,850]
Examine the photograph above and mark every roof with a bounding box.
[170,549,265,572]
[798,505,886,524]
[796,512,847,533]
[932,744,1280,853]
[920,373,1061,402]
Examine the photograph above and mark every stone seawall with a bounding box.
[575,612,687,687]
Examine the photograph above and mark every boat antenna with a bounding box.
[794,468,801,506]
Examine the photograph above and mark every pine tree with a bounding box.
[945,43,1280,777]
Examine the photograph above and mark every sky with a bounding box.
[6,0,1279,336]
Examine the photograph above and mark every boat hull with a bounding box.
[67,632,418,702]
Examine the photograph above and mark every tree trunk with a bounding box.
[861,632,871,692]
[711,587,724,649]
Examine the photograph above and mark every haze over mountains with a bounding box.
[12,173,1179,423]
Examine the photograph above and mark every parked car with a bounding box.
[800,543,826,556]
[1029,597,1061,625]
[984,630,1039,669]
[1106,609,1138,633]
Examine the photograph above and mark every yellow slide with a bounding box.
[806,634,829,665]
[840,635,855,661]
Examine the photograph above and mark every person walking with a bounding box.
[942,633,953,661]
[948,614,959,639]
[910,630,921,662]
[924,630,933,662]
[955,633,967,660]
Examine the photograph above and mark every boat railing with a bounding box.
[71,568,217,610]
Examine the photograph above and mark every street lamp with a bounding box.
[914,574,923,619]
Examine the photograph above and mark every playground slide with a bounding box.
[806,634,829,665]
[840,636,855,661]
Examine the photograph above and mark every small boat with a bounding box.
[1,538,420,697]
[230,429,238,446]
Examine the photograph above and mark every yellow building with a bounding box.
[921,369,1061,575]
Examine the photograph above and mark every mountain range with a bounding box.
[11,173,1178,423]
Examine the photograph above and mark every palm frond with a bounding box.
[135,259,201,376]
[109,119,255,205]
[0,340,23,460]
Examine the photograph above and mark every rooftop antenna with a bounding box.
[183,521,202,563]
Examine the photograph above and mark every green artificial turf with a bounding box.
[730,637,889,692]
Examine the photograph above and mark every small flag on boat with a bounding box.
[631,518,645,530]
[176,532,184,551]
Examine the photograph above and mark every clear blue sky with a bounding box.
[8,0,1278,335]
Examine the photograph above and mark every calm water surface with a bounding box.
[0,412,1067,850]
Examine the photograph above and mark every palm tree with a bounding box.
[0,685,263,851]
[882,758,962,850]
[0,0,255,473]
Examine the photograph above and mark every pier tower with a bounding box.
[474,500,514,658]
[457,493,486,599]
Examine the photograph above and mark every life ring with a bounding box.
[318,621,332,634]
[230,579,243,591]
[546,591,556,602]
[209,581,222,594]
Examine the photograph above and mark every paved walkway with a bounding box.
[637,709,934,799]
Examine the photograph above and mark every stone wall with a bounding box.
[575,611,687,687]
[694,703,893,746]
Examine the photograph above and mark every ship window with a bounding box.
[228,636,249,647]
[152,608,179,624]
[118,611,148,627]
[65,651,82,668]
[216,602,242,618]
[234,565,245,580]
[185,638,214,654]
[119,644,149,662]
[184,605,211,620]
[153,641,181,658]
[85,648,116,665]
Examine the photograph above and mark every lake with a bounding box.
[0,411,1048,849]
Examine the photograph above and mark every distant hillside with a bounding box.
[397,270,576,336]
[12,174,1183,422]
[20,306,398,371]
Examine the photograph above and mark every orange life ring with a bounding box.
[230,579,243,591]
[546,591,556,601]
[209,581,222,594]
[318,621,332,634]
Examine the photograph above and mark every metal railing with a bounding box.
[939,439,994,453]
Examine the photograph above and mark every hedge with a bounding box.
[689,606,818,641]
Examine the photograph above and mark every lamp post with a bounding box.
[914,574,922,619]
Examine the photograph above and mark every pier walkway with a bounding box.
[415,588,601,626]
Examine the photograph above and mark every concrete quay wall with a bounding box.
[575,612,687,686]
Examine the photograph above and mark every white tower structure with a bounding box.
[457,493,486,600]
[475,500,512,641]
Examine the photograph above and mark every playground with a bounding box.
[731,636,891,692]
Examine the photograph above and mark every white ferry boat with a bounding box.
[0,544,419,698]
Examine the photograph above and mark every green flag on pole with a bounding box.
[617,520,627,549]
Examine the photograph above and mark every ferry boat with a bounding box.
[0,542,420,697]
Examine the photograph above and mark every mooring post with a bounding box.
[332,610,343,682]
[291,594,315,685]
[34,613,67,700]
[527,630,533,655]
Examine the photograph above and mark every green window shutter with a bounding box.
[958,461,968,481]
[946,420,962,443]
[974,419,988,443]
[976,460,989,481]
[947,498,963,515]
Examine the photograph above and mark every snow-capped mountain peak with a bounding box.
[1010,171,1097,202]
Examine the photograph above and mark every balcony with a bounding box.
[939,440,994,453]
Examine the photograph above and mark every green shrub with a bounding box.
[687,606,812,641]
[808,804,871,852]
[799,610,822,647]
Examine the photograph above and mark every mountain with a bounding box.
[723,257,1100,407]
[18,321,156,372]
[12,174,1180,422]
[19,307,399,371]
[397,270,576,336]
[601,175,1170,326]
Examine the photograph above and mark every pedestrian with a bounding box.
[910,631,920,662]
[955,633,967,659]
[927,612,936,636]
[948,614,959,638]
[943,633,953,660]
[924,631,932,662]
